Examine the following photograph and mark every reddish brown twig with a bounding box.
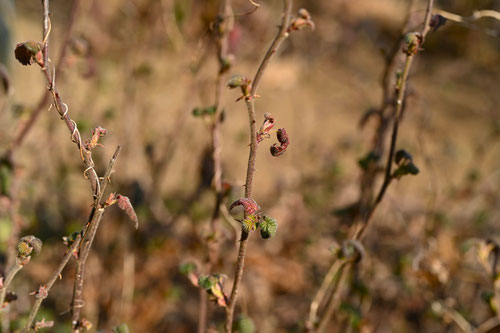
[224,1,292,331]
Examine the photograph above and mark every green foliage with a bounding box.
[357,151,380,171]
[233,314,256,333]
[198,275,218,290]
[112,323,130,333]
[179,262,197,275]
[242,215,259,233]
[0,162,11,195]
[339,302,362,329]
[192,105,217,117]
[393,149,419,179]
[227,75,250,89]
[259,216,278,239]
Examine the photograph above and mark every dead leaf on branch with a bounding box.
[116,194,139,229]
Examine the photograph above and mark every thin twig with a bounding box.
[23,235,82,332]
[354,0,434,240]
[476,316,500,333]
[316,263,351,333]
[309,2,435,331]
[4,0,81,161]
[307,259,344,330]
[198,1,233,331]
[0,259,23,308]
[224,1,292,331]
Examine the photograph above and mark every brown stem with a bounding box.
[4,0,81,160]
[23,235,82,332]
[307,259,345,330]
[71,146,121,330]
[198,289,208,333]
[356,0,415,229]
[224,1,292,331]
[0,258,23,307]
[198,2,233,331]
[316,264,351,333]
[354,0,434,240]
[310,1,435,330]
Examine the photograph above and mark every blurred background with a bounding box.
[0,0,499,332]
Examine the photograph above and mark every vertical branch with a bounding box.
[355,0,434,240]
[71,146,121,331]
[198,1,233,331]
[224,1,292,331]
[310,1,435,331]
[42,0,50,76]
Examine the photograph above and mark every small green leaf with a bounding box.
[357,151,380,171]
[205,105,217,115]
[260,216,278,239]
[112,323,130,333]
[0,163,12,195]
[179,262,197,275]
[198,275,217,290]
[395,149,412,164]
[233,314,256,333]
[242,215,259,233]
[192,107,202,117]
[227,75,250,89]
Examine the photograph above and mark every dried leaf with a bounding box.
[116,194,139,229]
[85,126,107,150]
[14,41,43,66]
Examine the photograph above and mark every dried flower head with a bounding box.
[257,113,275,143]
[270,128,289,157]
[288,8,315,32]
[14,41,44,66]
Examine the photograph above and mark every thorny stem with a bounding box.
[23,235,82,332]
[71,146,121,331]
[224,1,292,331]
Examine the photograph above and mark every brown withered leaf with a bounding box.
[116,194,139,229]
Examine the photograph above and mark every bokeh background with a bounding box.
[0,0,499,332]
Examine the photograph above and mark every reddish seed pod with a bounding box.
[270,128,289,157]
[270,144,286,157]
[277,128,289,146]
